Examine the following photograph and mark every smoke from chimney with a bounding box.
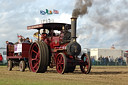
[72,0,92,18]
[76,0,128,50]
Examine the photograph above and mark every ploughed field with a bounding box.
[0,66,128,85]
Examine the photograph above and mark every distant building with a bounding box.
[90,48,124,61]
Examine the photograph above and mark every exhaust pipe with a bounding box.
[71,17,77,42]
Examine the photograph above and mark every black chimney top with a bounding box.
[71,17,77,42]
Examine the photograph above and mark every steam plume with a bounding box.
[77,0,128,49]
[72,0,92,18]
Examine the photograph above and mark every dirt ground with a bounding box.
[0,66,128,85]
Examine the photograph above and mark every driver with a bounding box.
[41,29,47,41]
[60,25,71,43]
[48,29,55,36]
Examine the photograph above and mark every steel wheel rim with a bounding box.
[80,54,91,74]
[19,61,25,72]
[8,60,12,71]
[56,54,64,73]
[29,43,40,72]
[83,57,89,72]
[8,61,10,68]
[29,41,49,73]
[19,62,23,70]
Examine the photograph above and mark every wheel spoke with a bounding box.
[60,56,63,62]
[33,62,39,70]
[60,57,64,64]
[58,60,61,64]
[58,55,64,64]
[56,53,66,74]
[60,62,64,64]
[29,42,48,73]
[32,50,38,54]
[33,44,38,49]
[58,64,61,69]
[32,50,40,61]
[80,54,91,74]
[30,43,40,72]
[59,65,62,72]
[57,65,59,70]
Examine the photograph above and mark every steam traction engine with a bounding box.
[28,17,91,74]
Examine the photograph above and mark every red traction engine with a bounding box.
[28,17,91,74]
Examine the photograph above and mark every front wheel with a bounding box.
[56,53,68,74]
[80,53,91,74]
[7,60,13,71]
[19,61,25,72]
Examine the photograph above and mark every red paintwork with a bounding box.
[43,35,70,60]
[29,43,40,72]
[7,44,14,56]
[7,43,31,60]
[22,43,31,58]
[28,23,79,67]
[0,54,3,61]
[27,23,91,74]
[56,53,64,73]
[7,56,23,59]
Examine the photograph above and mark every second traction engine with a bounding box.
[27,17,91,74]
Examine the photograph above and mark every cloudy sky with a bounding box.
[0,0,128,50]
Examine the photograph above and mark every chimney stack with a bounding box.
[71,17,77,42]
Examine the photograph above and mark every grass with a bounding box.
[0,66,128,85]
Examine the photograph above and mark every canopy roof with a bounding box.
[27,23,71,30]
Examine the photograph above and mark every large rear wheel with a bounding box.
[80,53,91,74]
[29,41,49,73]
